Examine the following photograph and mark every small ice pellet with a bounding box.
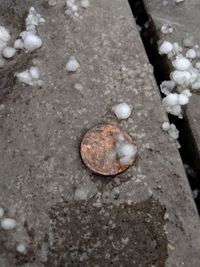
[182,89,192,97]
[0,26,11,43]
[0,207,4,218]
[30,66,40,80]
[168,124,179,139]
[2,47,16,58]
[1,218,17,230]
[112,102,132,119]
[117,143,137,165]
[174,0,184,3]
[22,32,42,52]
[66,56,80,72]
[81,0,90,8]
[14,39,24,50]
[16,243,27,254]
[183,36,194,48]
[162,122,170,131]
[163,93,179,106]
[186,49,197,59]
[171,70,191,85]
[15,70,33,86]
[159,41,173,55]
[191,79,200,90]
[178,94,189,105]
[172,56,191,71]
[161,24,174,35]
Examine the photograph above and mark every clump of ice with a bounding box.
[161,24,174,35]
[186,48,197,59]
[0,207,4,218]
[160,80,175,95]
[2,47,16,58]
[112,102,132,120]
[163,91,191,118]
[66,56,80,72]
[14,7,45,53]
[162,122,179,140]
[159,41,173,55]
[172,56,191,71]
[16,243,27,254]
[1,218,17,230]
[112,134,137,165]
[65,0,78,16]
[15,66,41,86]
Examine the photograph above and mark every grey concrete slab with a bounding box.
[143,0,200,168]
[0,0,200,266]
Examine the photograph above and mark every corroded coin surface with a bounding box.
[80,124,137,176]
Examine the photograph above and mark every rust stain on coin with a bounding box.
[80,124,137,176]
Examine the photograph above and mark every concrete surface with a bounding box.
[143,0,200,171]
[0,0,200,266]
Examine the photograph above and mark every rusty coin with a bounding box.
[80,124,137,176]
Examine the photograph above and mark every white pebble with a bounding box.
[186,49,196,59]
[112,102,132,119]
[22,32,42,52]
[172,56,191,71]
[0,207,4,218]
[159,41,173,55]
[2,47,16,58]
[1,218,17,230]
[66,56,80,72]
[14,39,24,50]
[16,243,27,254]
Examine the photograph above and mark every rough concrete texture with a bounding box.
[143,0,200,170]
[0,0,200,266]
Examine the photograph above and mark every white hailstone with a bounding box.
[117,143,137,165]
[178,93,189,105]
[188,67,199,84]
[186,49,197,59]
[48,0,57,6]
[16,243,27,254]
[81,0,90,8]
[195,62,200,69]
[171,70,191,85]
[182,89,192,97]
[112,102,132,119]
[174,0,184,3]
[66,0,75,7]
[159,41,173,55]
[0,26,11,44]
[161,24,174,35]
[163,93,179,106]
[172,42,183,55]
[14,39,24,50]
[168,124,179,139]
[191,78,200,90]
[0,57,5,68]
[160,80,175,95]
[162,122,170,131]
[2,47,16,58]
[21,32,42,52]
[172,56,191,71]
[15,70,33,86]
[1,218,17,230]
[183,36,194,48]
[30,66,40,80]
[26,7,45,32]
[66,56,80,72]
[170,104,182,117]
[71,5,78,12]
[0,207,4,218]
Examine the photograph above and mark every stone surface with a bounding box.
[0,0,199,266]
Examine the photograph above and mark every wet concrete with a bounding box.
[0,0,200,266]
